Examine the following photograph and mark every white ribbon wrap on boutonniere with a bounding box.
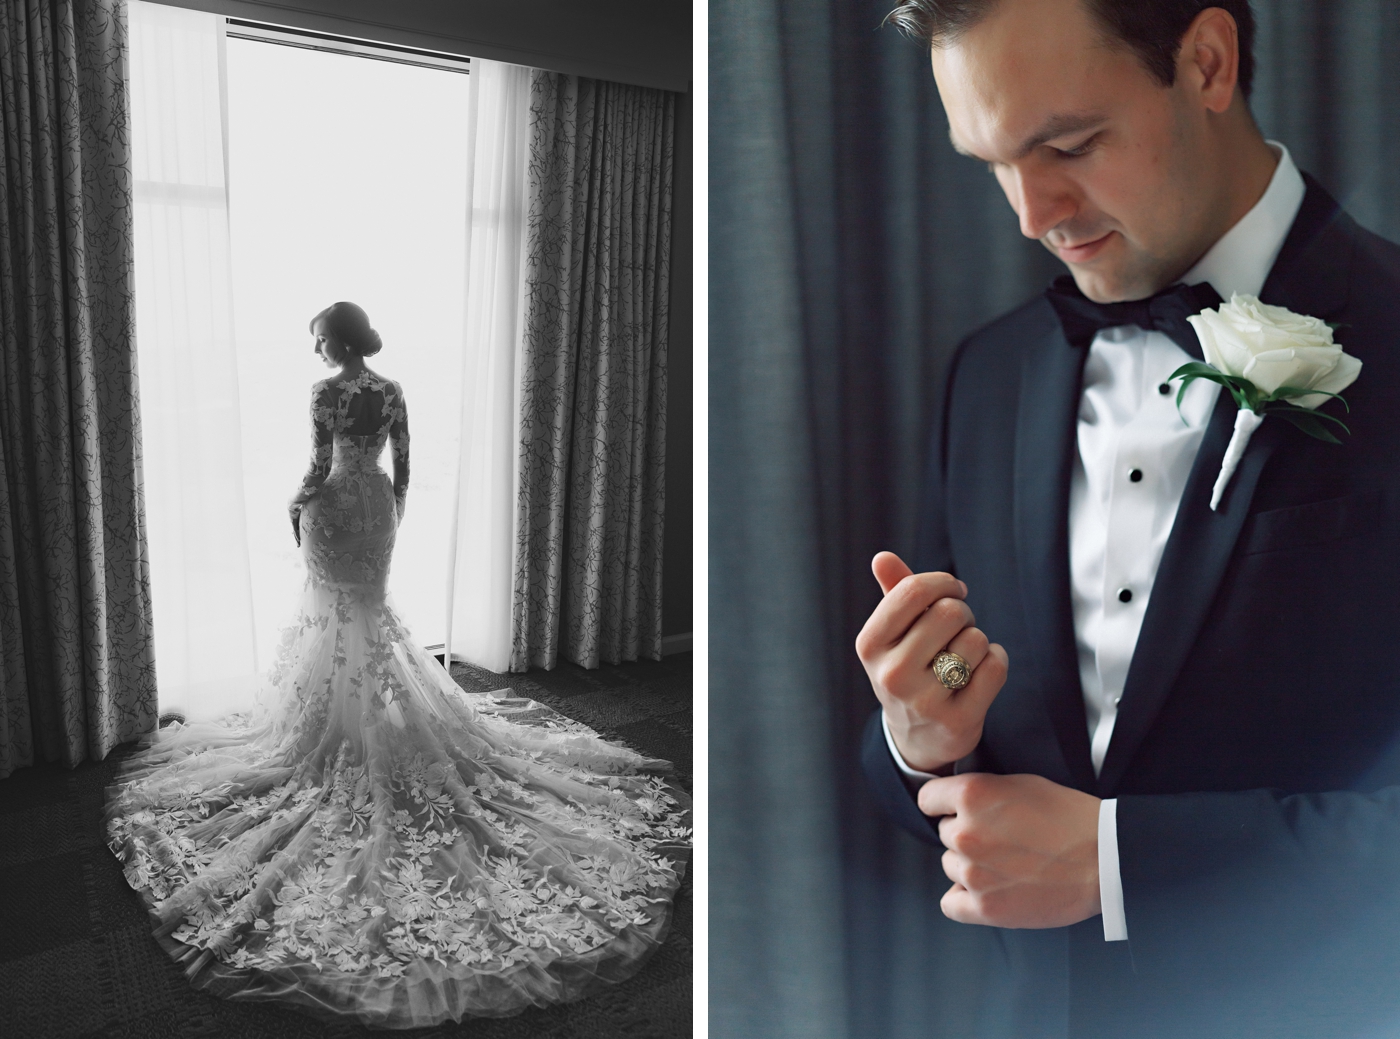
[1172,293,1363,511]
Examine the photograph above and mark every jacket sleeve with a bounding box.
[860,710,944,846]
[910,338,966,578]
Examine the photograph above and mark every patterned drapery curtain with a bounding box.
[0,0,156,779]
[511,72,674,672]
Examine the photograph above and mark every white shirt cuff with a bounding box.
[881,711,939,781]
[1098,797,1128,941]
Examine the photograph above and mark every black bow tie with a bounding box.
[1044,275,1223,359]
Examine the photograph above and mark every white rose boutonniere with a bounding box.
[1172,293,1363,511]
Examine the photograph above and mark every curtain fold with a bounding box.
[708,1,854,1035]
[127,0,260,722]
[511,72,673,672]
[443,57,530,676]
[0,0,156,778]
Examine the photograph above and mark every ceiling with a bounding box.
[157,0,691,91]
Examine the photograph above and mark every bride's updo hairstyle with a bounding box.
[310,301,383,357]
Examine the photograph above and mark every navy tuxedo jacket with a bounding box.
[862,176,1400,1039]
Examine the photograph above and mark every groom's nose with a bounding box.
[1003,164,1079,242]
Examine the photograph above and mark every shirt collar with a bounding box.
[1182,140,1306,301]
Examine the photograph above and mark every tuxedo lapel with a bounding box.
[1014,316,1097,791]
[1096,175,1355,795]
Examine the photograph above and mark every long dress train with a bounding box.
[103,371,690,1028]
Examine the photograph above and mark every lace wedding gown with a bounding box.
[104,371,690,1028]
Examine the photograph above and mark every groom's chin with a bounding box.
[1048,234,1178,303]
[1060,261,1161,305]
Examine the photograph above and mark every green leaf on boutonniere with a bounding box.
[1168,361,1262,412]
[1167,362,1351,443]
[1269,385,1350,411]
[1263,401,1350,443]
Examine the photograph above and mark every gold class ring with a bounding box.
[932,650,971,690]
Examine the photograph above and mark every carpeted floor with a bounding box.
[0,654,692,1039]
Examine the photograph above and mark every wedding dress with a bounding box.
[104,370,689,1028]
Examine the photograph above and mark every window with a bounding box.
[224,34,470,659]
[131,3,503,715]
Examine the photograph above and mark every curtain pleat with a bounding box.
[511,72,673,672]
[708,0,855,1035]
[0,0,155,779]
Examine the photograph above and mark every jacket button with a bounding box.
[1129,468,1143,482]
[1158,382,1171,395]
[1118,588,1133,603]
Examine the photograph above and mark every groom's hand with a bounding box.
[918,772,1101,929]
[856,552,1008,772]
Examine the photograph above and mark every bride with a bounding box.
[103,302,689,1028]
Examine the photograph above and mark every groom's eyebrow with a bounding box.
[950,111,1107,162]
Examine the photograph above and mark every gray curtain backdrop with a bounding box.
[709,1,1400,1037]
[0,0,157,780]
[511,71,674,672]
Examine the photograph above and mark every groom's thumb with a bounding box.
[872,552,914,596]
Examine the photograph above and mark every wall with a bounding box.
[154,0,690,91]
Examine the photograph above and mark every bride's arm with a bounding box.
[289,383,334,542]
[390,383,410,521]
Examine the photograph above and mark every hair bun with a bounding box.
[309,302,384,358]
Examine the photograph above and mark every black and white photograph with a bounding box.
[0,1,692,1035]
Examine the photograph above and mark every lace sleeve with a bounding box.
[389,381,409,516]
[291,382,335,508]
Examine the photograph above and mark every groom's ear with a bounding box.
[1180,6,1241,115]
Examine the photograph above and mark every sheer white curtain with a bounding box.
[130,1,260,720]
[443,59,531,674]
[132,15,527,689]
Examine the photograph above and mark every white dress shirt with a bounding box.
[884,142,1305,943]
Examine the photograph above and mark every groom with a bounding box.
[859,0,1400,1035]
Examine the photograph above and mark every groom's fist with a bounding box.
[856,552,1008,772]
[918,772,1101,929]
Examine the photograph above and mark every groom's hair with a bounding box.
[885,0,1257,99]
